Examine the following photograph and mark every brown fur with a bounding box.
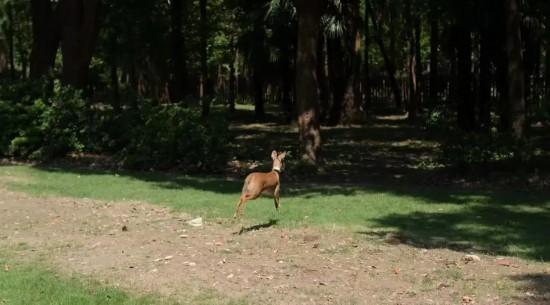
[233,150,287,219]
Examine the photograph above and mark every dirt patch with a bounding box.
[0,187,548,305]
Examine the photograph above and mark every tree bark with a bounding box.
[327,37,346,126]
[169,0,187,104]
[479,23,491,130]
[30,0,60,79]
[7,2,15,79]
[317,33,329,123]
[199,0,210,117]
[341,0,362,124]
[456,24,475,131]
[110,63,120,113]
[295,0,322,164]
[363,0,371,112]
[505,0,525,139]
[59,0,100,88]
[252,15,266,120]
[429,9,439,105]
[228,37,236,113]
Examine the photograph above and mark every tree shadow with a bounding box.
[363,203,550,260]
[509,273,550,304]
[234,219,279,235]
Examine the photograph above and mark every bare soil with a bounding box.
[1,186,548,305]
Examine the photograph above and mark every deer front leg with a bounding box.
[274,184,280,211]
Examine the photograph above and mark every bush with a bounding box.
[0,80,229,172]
[118,104,228,171]
[5,83,87,159]
[440,131,535,169]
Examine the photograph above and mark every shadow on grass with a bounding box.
[510,274,550,303]
[363,203,550,260]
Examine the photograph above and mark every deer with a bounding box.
[233,150,287,219]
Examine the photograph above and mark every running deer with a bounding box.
[233,150,287,219]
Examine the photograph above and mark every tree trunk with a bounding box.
[252,15,266,120]
[228,37,236,113]
[546,42,550,105]
[414,15,422,112]
[169,0,187,104]
[367,3,402,110]
[327,37,346,126]
[505,0,525,139]
[429,9,439,105]
[7,2,15,79]
[282,42,293,122]
[110,63,120,113]
[30,0,60,79]
[479,24,491,130]
[199,0,210,117]
[295,0,322,164]
[341,0,362,124]
[59,0,100,88]
[456,24,475,131]
[363,0,371,112]
[317,33,329,123]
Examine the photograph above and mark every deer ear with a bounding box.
[271,150,278,160]
[279,152,287,160]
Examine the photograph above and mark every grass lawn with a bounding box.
[1,164,549,261]
[0,257,245,305]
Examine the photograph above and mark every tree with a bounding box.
[505,0,525,139]
[59,0,101,88]
[200,0,210,117]
[30,0,58,79]
[169,0,187,104]
[295,0,322,163]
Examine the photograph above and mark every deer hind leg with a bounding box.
[233,197,243,219]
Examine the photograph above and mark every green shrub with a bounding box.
[0,80,229,172]
[6,83,87,159]
[117,104,229,171]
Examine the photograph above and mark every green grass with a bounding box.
[0,257,245,305]
[1,165,549,260]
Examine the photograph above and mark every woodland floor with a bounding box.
[1,110,549,305]
[1,183,549,305]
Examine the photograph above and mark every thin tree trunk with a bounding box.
[546,42,550,104]
[295,0,322,164]
[505,0,525,139]
[317,33,329,123]
[169,0,187,104]
[479,24,491,130]
[110,63,120,113]
[414,15,422,112]
[199,0,209,117]
[456,24,475,131]
[282,43,293,122]
[252,15,265,120]
[429,9,439,105]
[363,0,371,112]
[228,37,236,113]
[7,2,15,79]
[327,37,346,126]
